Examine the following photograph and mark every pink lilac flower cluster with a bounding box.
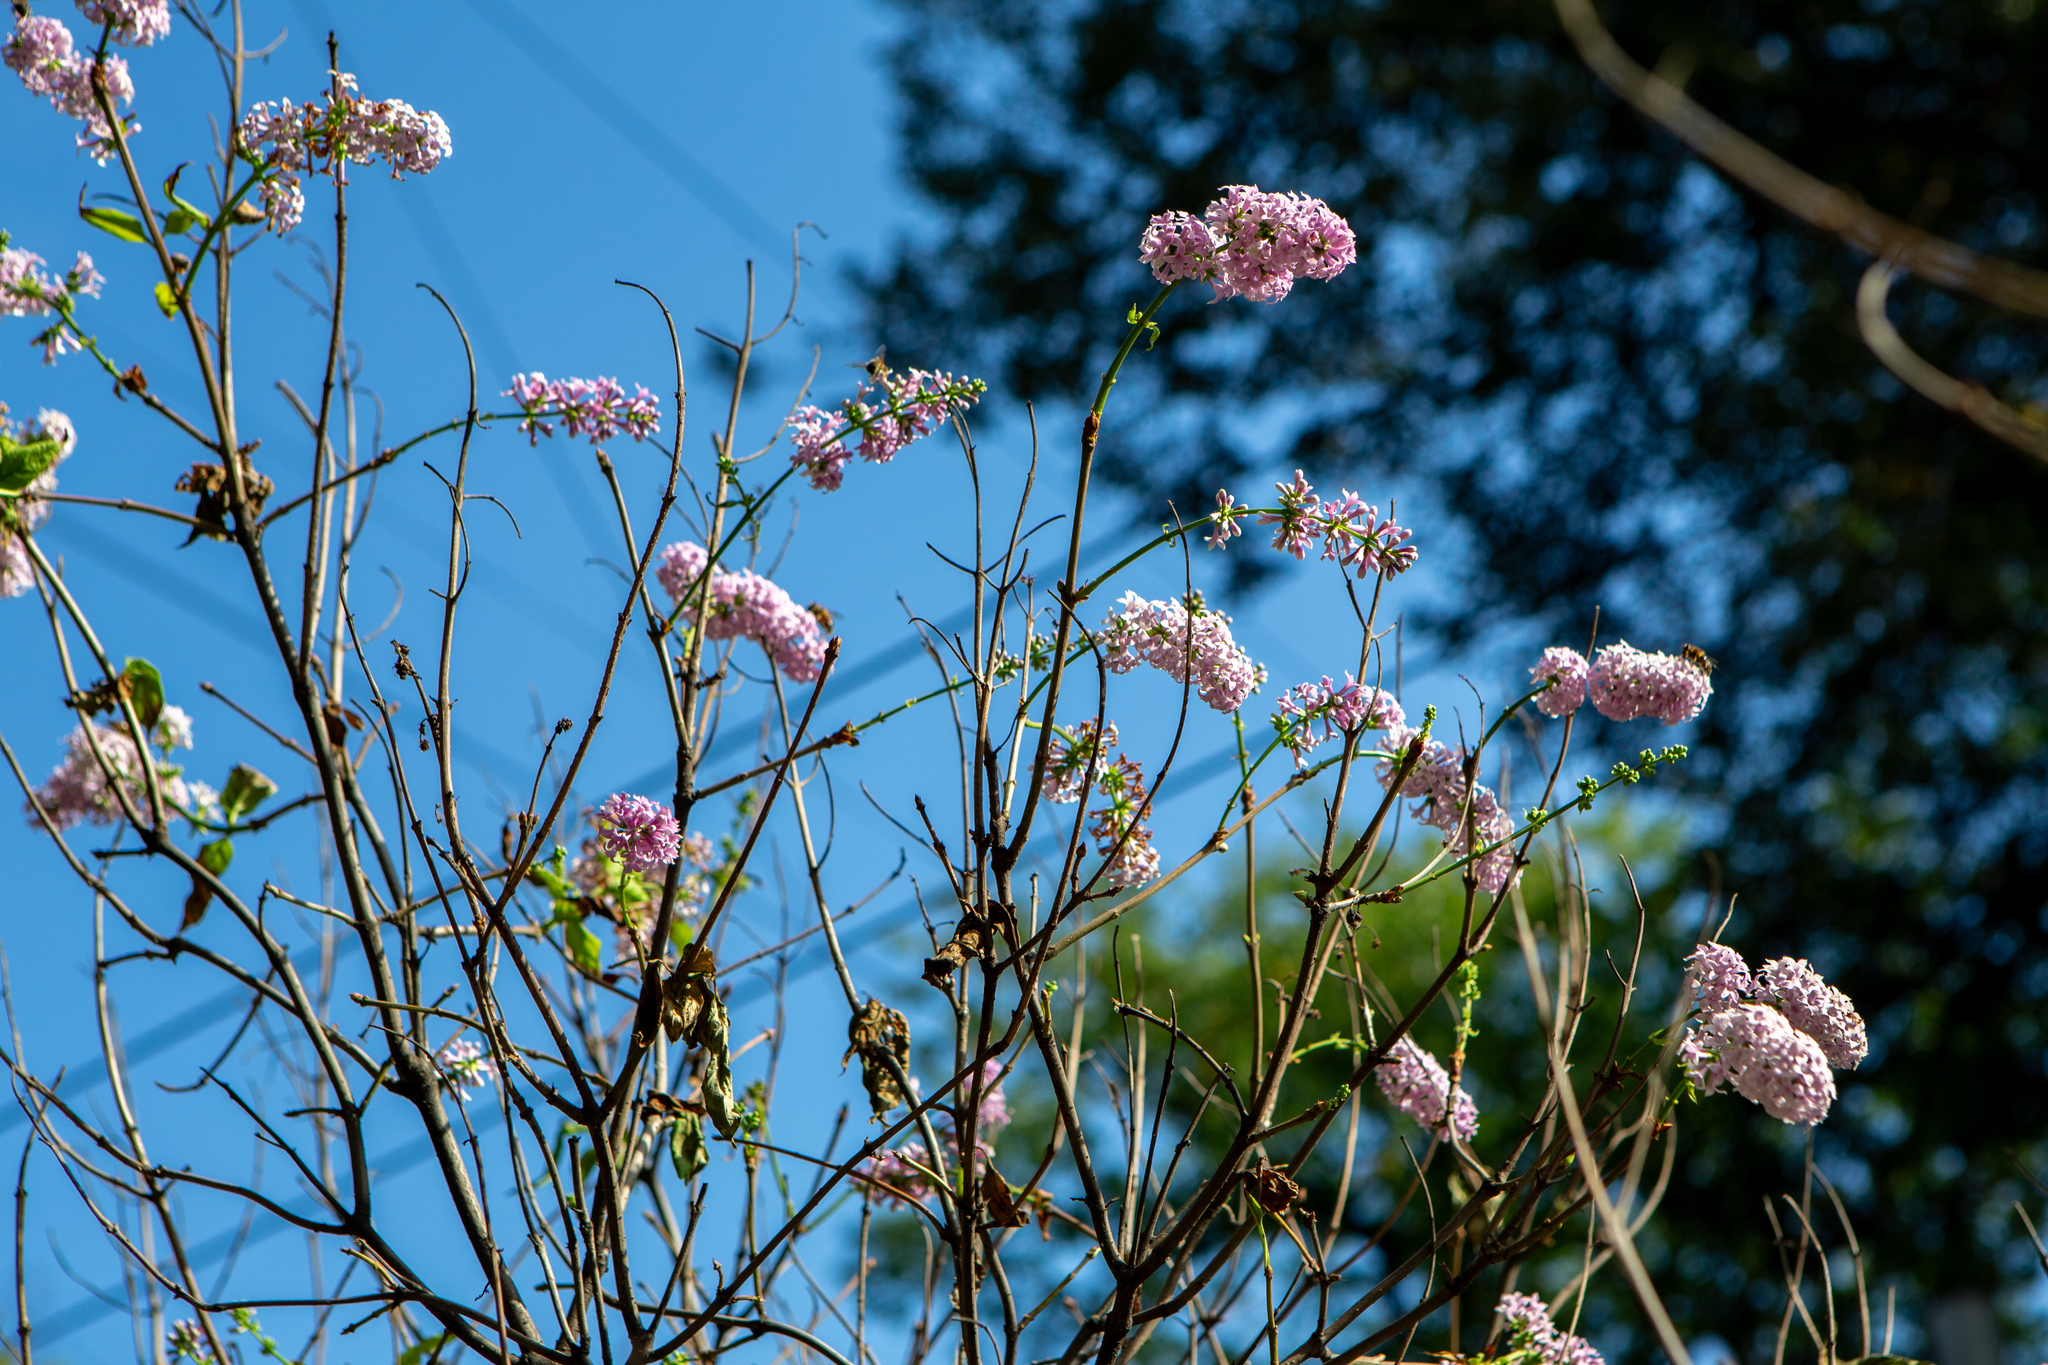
[28,721,194,829]
[591,793,682,875]
[1497,1292,1604,1365]
[78,0,172,46]
[503,373,661,446]
[237,73,452,232]
[5,12,139,162]
[1377,724,1518,894]
[1042,718,1118,804]
[1678,944,1866,1125]
[1,243,104,362]
[1248,471,1417,578]
[435,1037,497,1103]
[1,405,76,597]
[579,830,718,966]
[861,1059,1013,1208]
[655,540,828,682]
[1756,956,1869,1070]
[1272,675,1403,768]
[788,363,987,492]
[1529,646,1589,718]
[1097,590,1264,713]
[1373,1035,1478,1142]
[1531,643,1711,726]
[1089,753,1159,889]
[1139,185,1356,303]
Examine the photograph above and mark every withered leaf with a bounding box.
[1244,1158,1303,1215]
[921,911,990,992]
[661,949,719,1045]
[980,1167,1029,1228]
[175,455,274,544]
[842,996,911,1117]
[180,875,212,930]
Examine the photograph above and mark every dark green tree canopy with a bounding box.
[863,0,2048,1353]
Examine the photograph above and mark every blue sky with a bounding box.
[0,2,1583,1353]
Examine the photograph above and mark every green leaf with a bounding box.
[80,205,150,243]
[398,1336,451,1365]
[564,916,604,976]
[198,837,234,875]
[121,658,163,731]
[152,281,178,317]
[218,763,277,824]
[670,1112,708,1182]
[161,167,211,234]
[526,845,577,902]
[0,433,63,494]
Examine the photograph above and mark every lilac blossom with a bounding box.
[1253,470,1416,576]
[1137,210,1218,286]
[1373,1035,1478,1142]
[1042,718,1117,804]
[1586,642,1712,726]
[656,540,829,682]
[1529,647,1589,718]
[1684,942,1753,1014]
[789,363,986,492]
[1682,1003,1836,1126]
[27,721,193,829]
[1756,957,1869,1070]
[1097,591,1263,713]
[1089,753,1159,889]
[435,1037,497,1102]
[861,1142,939,1207]
[78,0,172,46]
[970,1059,1011,1136]
[592,793,682,875]
[1497,1292,1604,1365]
[6,13,136,162]
[166,1320,208,1364]
[503,373,660,446]
[2,244,103,361]
[1204,488,1246,550]
[1140,185,1357,302]
[1272,675,1402,768]
[1377,724,1519,894]
[237,74,452,233]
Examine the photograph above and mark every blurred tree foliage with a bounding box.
[860,0,2048,1354]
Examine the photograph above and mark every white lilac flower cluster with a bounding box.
[1496,1292,1604,1365]
[1,404,76,595]
[237,72,452,232]
[1042,718,1117,805]
[1373,1034,1478,1142]
[1087,751,1158,889]
[1678,943,1866,1126]
[434,1037,497,1103]
[4,6,153,163]
[1376,724,1519,895]
[1272,675,1403,768]
[656,540,829,683]
[1097,590,1264,713]
[27,705,199,830]
[1139,184,1356,303]
[504,373,661,446]
[1,243,104,363]
[1530,642,1712,727]
[1211,471,1416,579]
[861,1059,1013,1208]
[789,363,987,492]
